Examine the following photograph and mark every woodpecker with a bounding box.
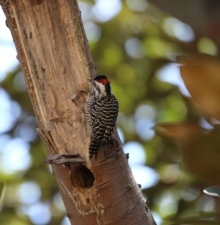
[86,75,119,159]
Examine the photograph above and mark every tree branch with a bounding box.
[0,0,156,224]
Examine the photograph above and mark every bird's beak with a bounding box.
[87,79,93,83]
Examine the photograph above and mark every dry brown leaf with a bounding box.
[154,122,206,145]
[178,54,220,121]
[182,130,220,185]
[155,121,220,184]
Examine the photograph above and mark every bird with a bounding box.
[86,75,119,159]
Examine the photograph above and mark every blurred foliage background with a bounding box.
[1,0,220,224]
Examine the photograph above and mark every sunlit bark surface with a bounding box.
[0,0,156,224]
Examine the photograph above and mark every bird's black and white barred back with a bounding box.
[86,75,119,159]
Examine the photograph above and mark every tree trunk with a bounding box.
[0,0,156,224]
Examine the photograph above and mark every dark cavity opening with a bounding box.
[71,165,95,188]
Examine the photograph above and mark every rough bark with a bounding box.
[0,0,156,224]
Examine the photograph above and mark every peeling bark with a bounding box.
[0,0,156,224]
